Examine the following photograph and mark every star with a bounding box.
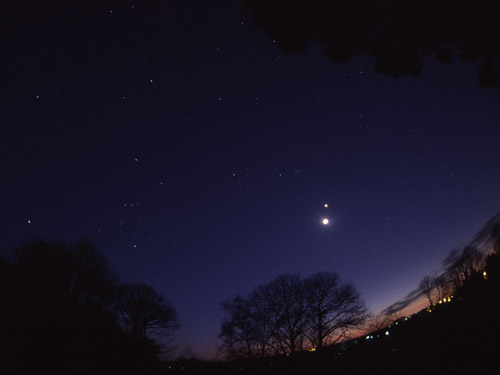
[322,218,329,225]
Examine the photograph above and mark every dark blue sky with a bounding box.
[2,0,500,358]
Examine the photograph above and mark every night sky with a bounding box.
[2,0,500,358]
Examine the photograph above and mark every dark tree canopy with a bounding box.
[419,275,436,306]
[244,0,500,87]
[0,237,180,374]
[218,272,367,359]
[10,237,118,310]
[117,282,180,356]
[256,274,308,354]
[447,245,484,291]
[304,272,367,348]
[219,295,275,359]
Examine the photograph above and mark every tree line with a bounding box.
[419,224,500,306]
[218,272,368,360]
[244,0,500,88]
[0,238,179,374]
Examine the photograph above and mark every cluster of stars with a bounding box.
[123,203,140,208]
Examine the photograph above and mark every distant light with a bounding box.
[385,331,389,336]
[322,218,329,225]
[324,203,328,208]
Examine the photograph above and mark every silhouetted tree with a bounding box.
[484,224,500,288]
[116,282,180,357]
[367,312,389,332]
[68,238,119,308]
[256,274,308,354]
[218,295,276,359]
[447,246,485,295]
[433,274,452,302]
[244,0,500,87]
[219,272,367,358]
[10,238,118,308]
[1,237,180,374]
[219,274,309,358]
[219,295,255,359]
[304,272,367,349]
[491,223,500,255]
[219,296,272,359]
[419,275,436,306]
[246,292,279,357]
[367,310,402,333]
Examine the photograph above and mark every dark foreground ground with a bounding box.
[3,253,499,375]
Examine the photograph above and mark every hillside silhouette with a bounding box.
[166,221,500,374]
[1,218,499,374]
